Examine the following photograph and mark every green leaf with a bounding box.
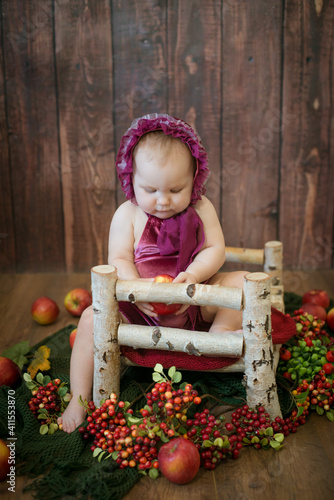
[326,411,334,422]
[127,416,142,425]
[152,372,163,383]
[26,382,36,390]
[48,423,58,434]
[1,340,31,368]
[242,437,251,444]
[39,424,49,435]
[36,372,44,384]
[251,436,259,444]
[111,451,118,460]
[149,467,159,480]
[269,441,282,450]
[159,432,169,443]
[43,375,51,385]
[168,366,176,379]
[274,433,284,443]
[294,388,309,403]
[98,451,107,462]
[178,426,187,434]
[316,406,325,416]
[172,371,182,384]
[38,414,48,419]
[58,387,68,397]
[154,363,164,373]
[214,438,224,447]
[296,406,305,418]
[23,373,32,382]
[264,427,274,437]
[260,438,269,447]
[203,440,214,447]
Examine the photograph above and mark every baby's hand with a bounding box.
[134,277,158,317]
[173,272,197,315]
[173,272,197,284]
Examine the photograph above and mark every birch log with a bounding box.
[118,324,243,357]
[225,246,264,265]
[264,241,283,287]
[243,272,282,419]
[91,265,120,405]
[116,280,243,310]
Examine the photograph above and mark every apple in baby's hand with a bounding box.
[0,357,21,388]
[158,437,200,484]
[302,289,330,309]
[300,303,327,322]
[150,275,181,316]
[64,288,92,317]
[0,439,10,481]
[327,308,334,332]
[31,296,59,325]
[69,328,77,349]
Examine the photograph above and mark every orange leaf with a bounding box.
[27,345,51,379]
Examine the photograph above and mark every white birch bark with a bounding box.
[243,272,282,419]
[116,280,243,310]
[118,323,243,357]
[91,265,120,405]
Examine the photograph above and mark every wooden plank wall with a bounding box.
[0,0,333,273]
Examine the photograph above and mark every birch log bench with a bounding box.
[91,241,284,419]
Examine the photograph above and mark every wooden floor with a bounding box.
[0,270,334,499]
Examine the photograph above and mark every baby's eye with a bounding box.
[170,187,183,193]
[144,188,156,193]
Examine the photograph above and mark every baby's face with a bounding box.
[133,142,194,219]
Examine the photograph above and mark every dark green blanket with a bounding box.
[0,293,300,499]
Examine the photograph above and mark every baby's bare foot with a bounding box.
[58,397,86,433]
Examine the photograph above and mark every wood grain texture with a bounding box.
[221,0,283,249]
[0,9,15,272]
[280,0,334,268]
[1,0,64,272]
[167,0,222,216]
[112,0,168,205]
[55,0,115,272]
[0,270,334,500]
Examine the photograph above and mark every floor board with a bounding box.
[0,270,334,499]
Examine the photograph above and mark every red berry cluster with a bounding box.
[291,371,334,422]
[228,404,301,449]
[28,379,62,416]
[78,366,291,477]
[143,381,201,437]
[25,373,71,434]
[292,309,334,346]
[79,394,160,472]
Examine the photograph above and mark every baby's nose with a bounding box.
[157,193,169,205]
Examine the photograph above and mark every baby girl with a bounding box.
[59,114,247,432]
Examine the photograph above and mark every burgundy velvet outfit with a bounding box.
[119,206,211,333]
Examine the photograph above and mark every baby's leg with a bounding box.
[201,271,248,333]
[57,305,94,433]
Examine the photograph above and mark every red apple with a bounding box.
[0,357,22,388]
[69,328,77,349]
[300,303,327,322]
[0,439,10,481]
[327,308,334,332]
[302,289,330,309]
[31,296,59,325]
[150,275,181,316]
[64,288,92,317]
[158,437,200,484]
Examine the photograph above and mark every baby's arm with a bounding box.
[174,197,226,285]
[108,201,140,279]
[108,202,157,317]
